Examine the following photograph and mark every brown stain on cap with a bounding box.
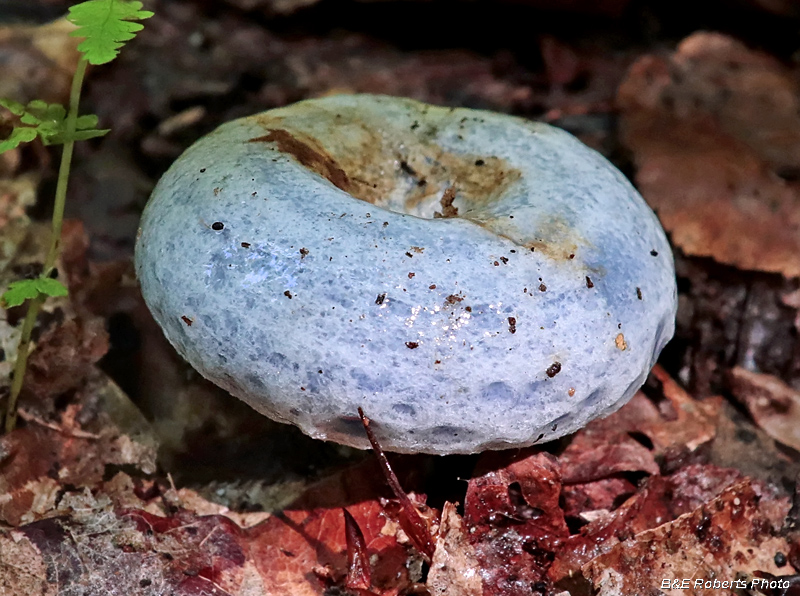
[473,213,589,262]
[249,129,352,193]
[248,101,521,220]
[248,99,595,268]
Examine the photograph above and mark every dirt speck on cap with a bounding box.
[616,333,628,350]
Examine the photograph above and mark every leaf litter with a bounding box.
[1,5,800,596]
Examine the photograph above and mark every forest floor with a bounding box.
[1,1,800,595]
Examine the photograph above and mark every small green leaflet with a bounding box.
[2,278,69,308]
[0,98,26,116]
[0,99,109,153]
[68,0,154,65]
[0,127,37,153]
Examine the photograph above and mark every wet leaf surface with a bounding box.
[464,451,570,595]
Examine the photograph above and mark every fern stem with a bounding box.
[44,56,87,274]
[4,295,44,432]
[4,57,88,432]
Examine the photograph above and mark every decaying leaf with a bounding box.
[0,369,157,526]
[0,454,425,596]
[465,450,570,595]
[0,528,56,596]
[427,501,482,596]
[618,32,800,278]
[728,367,800,452]
[548,464,746,588]
[584,480,794,596]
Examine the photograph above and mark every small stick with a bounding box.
[17,408,101,439]
[358,407,435,561]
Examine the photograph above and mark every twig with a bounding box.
[17,408,101,439]
[358,407,435,561]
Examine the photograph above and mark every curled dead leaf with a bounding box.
[728,367,800,452]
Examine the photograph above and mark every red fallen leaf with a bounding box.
[344,508,375,593]
[555,368,719,523]
[465,450,569,595]
[122,457,425,596]
[558,423,659,485]
[2,462,417,596]
[561,477,637,521]
[583,480,794,595]
[548,464,744,586]
[124,507,187,534]
[560,367,719,486]
[248,458,418,596]
[125,510,247,594]
[554,394,660,522]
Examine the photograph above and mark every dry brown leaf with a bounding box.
[728,367,800,452]
[584,480,794,596]
[427,501,482,596]
[0,18,80,104]
[549,465,744,587]
[618,32,800,278]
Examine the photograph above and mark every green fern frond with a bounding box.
[68,0,154,65]
[1,278,68,308]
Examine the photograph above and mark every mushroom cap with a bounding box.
[135,94,677,454]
